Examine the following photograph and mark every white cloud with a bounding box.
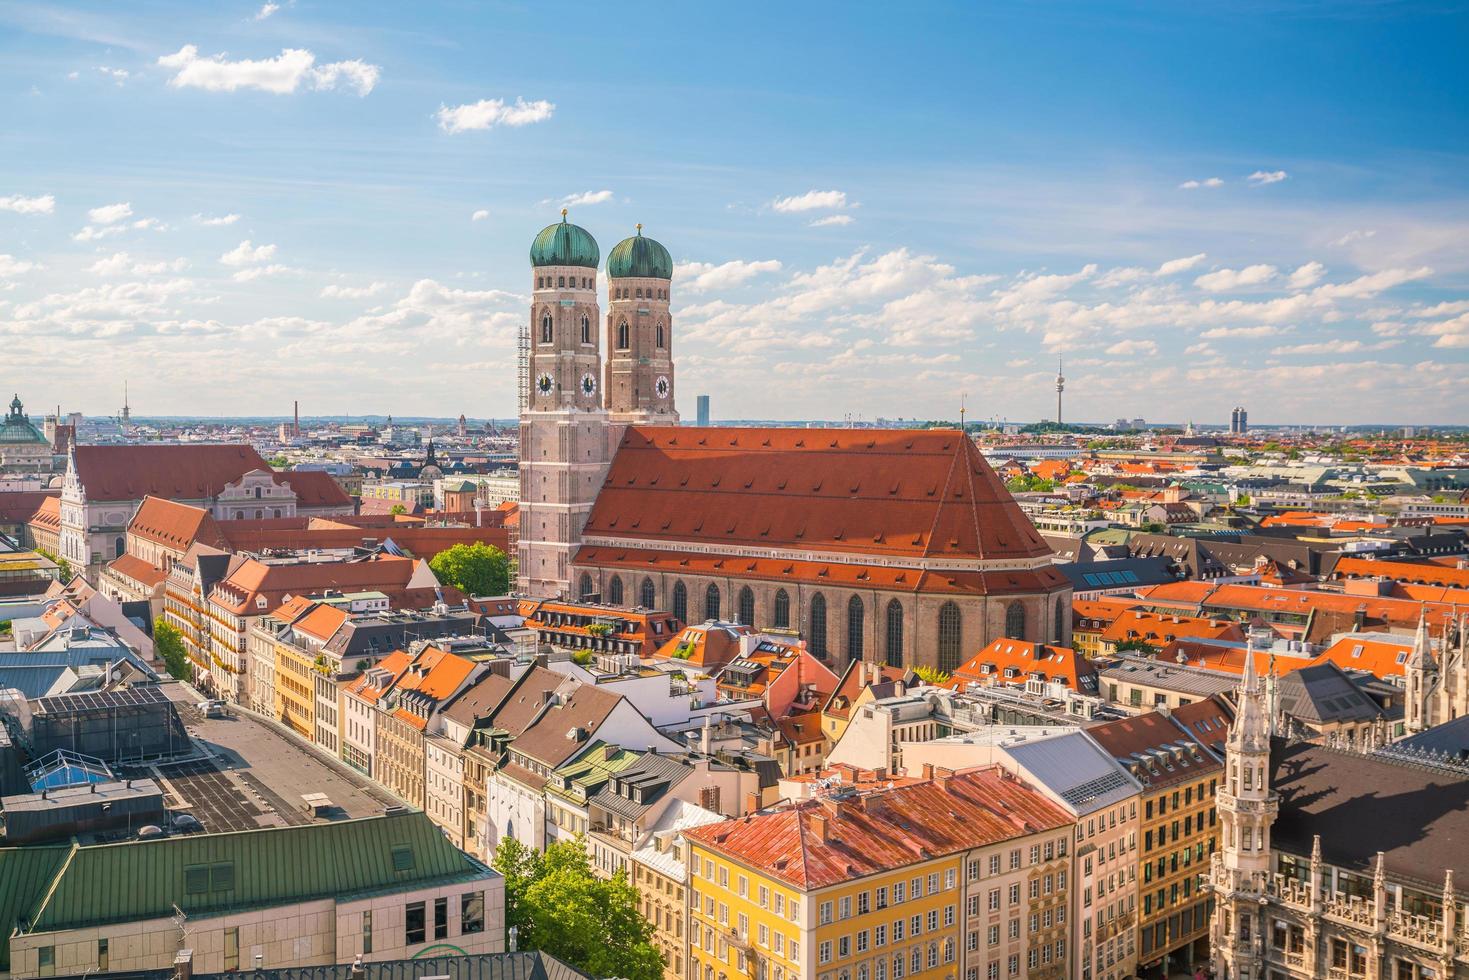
[255,2,280,19]
[132,217,165,232]
[1157,253,1207,276]
[0,255,40,278]
[0,194,55,215]
[809,214,854,227]
[88,252,132,276]
[559,190,613,208]
[1178,178,1223,190]
[992,265,1097,310]
[1247,170,1288,185]
[471,209,490,222]
[231,263,290,282]
[1200,324,1281,340]
[157,45,379,96]
[434,97,554,133]
[1105,338,1158,356]
[1330,229,1376,247]
[770,190,849,213]
[220,240,278,266]
[97,66,128,85]
[88,202,133,225]
[73,225,127,242]
[1271,339,1398,356]
[1287,261,1326,289]
[194,213,240,226]
[321,281,387,299]
[90,252,187,276]
[1194,264,1278,292]
[674,259,783,293]
[1310,266,1431,300]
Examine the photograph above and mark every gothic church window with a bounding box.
[1005,602,1026,640]
[705,584,721,621]
[608,576,624,605]
[581,315,591,344]
[847,595,865,662]
[618,320,629,350]
[810,593,828,657]
[673,581,688,622]
[773,589,791,629]
[541,314,553,344]
[738,587,755,626]
[579,574,594,600]
[885,599,904,667]
[641,577,656,609]
[937,602,962,672]
[657,322,665,348]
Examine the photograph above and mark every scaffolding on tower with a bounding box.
[517,320,530,413]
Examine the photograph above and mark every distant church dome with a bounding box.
[530,210,600,268]
[607,225,673,280]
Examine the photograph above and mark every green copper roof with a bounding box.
[530,212,599,268]
[0,846,71,970]
[0,395,48,446]
[10,811,491,939]
[607,226,673,280]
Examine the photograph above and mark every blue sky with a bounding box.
[1,1,1467,424]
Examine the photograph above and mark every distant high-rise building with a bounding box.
[1230,406,1249,435]
[696,394,710,427]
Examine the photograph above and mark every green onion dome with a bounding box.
[606,224,673,280]
[530,209,600,268]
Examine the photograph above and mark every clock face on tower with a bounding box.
[535,373,553,396]
[655,375,670,399]
[580,373,598,397]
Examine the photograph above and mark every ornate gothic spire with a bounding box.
[1407,606,1436,671]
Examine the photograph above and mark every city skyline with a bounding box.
[1,1,1466,423]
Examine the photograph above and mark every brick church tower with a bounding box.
[517,211,612,597]
[604,225,678,428]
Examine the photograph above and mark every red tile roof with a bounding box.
[1101,609,1246,647]
[1333,556,1469,590]
[686,767,1071,889]
[28,496,60,531]
[583,426,1052,563]
[208,554,447,617]
[0,490,60,524]
[105,553,168,589]
[73,444,272,501]
[1087,710,1223,788]
[1311,635,1416,679]
[275,469,353,508]
[952,639,1099,692]
[128,495,229,551]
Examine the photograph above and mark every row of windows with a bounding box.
[817,873,959,924]
[612,286,668,299]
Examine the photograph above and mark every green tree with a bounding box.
[1113,638,1157,655]
[913,665,952,686]
[493,837,664,980]
[154,618,192,680]
[429,541,511,597]
[388,503,407,516]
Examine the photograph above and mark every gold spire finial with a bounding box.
[560,207,568,220]
[636,222,642,234]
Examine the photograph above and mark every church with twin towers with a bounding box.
[517,212,1073,672]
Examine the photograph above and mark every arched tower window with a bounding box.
[1005,602,1026,640]
[579,573,594,601]
[617,320,629,350]
[581,315,591,344]
[657,322,665,348]
[847,595,865,662]
[607,576,624,606]
[540,313,552,344]
[885,599,904,668]
[705,583,721,622]
[809,593,828,657]
[672,581,688,623]
[937,601,962,672]
[640,577,656,610]
[1054,602,1066,643]
[773,589,791,629]
[737,587,755,626]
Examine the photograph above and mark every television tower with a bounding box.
[1054,358,1065,426]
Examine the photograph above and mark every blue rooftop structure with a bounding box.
[24,749,115,792]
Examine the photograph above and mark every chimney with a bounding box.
[173,949,194,980]
[921,763,935,780]
[810,813,830,843]
[293,400,300,437]
[700,714,714,755]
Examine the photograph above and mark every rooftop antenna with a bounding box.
[959,391,967,432]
